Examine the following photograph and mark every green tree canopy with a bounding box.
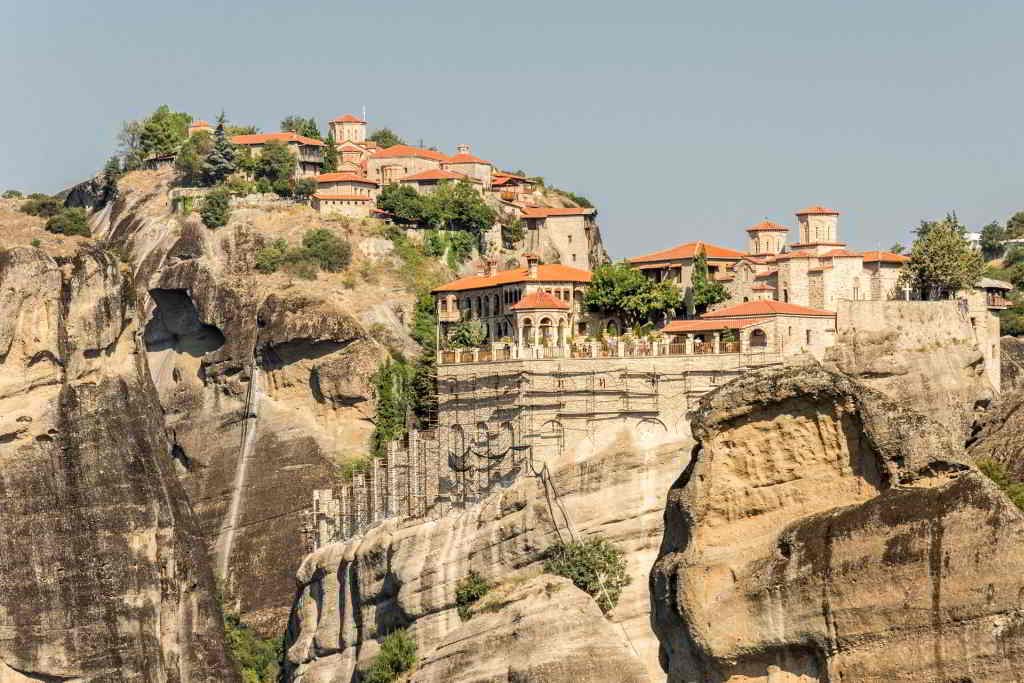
[280,115,321,139]
[1006,211,1024,240]
[200,187,231,228]
[445,319,487,349]
[203,113,237,185]
[139,105,192,158]
[901,214,984,299]
[425,181,496,234]
[301,228,351,271]
[175,130,213,186]
[368,127,405,148]
[889,242,905,254]
[690,250,730,313]
[322,132,339,172]
[979,221,1007,260]
[376,184,426,223]
[254,140,296,186]
[584,261,682,327]
[45,208,90,236]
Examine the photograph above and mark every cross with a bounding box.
[903,284,912,301]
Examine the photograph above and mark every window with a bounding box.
[806,330,813,345]
[568,235,572,243]
[572,254,577,262]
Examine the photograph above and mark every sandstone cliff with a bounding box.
[650,365,1024,682]
[0,245,237,681]
[281,427,689,682]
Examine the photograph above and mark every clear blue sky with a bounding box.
[3,0,1022,258]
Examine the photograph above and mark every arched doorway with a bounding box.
[540,317,554,346]
[521,318,534,346]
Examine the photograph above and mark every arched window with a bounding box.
[750,328,768,348]
[522,318,534,345]
[783,289,789,303]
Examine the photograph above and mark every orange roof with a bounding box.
[751,284,776,291]
[746,220,790,233]
[662,318,770,333]
[754,269,778,279]
[330,114,366,123]
[433,264,592,293]
[520,206,593,218]
[445,153,492,166]
[313,193,372,201]
[402,169,470,182]
[230,132,325,147]
[703,300,835,318]
[510,291,570,310]
[774,250,817,261]
[795,205,840,216]
[316,172,377,185]
[190,120,211,128]
[861,250,910,264]
[823,248,860,257]
[373,144,449,162]
[628,241,745,264]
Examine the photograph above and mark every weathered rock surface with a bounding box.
[282,427,690,682]
[411,575,649,683]
[1001,335,1024,394]
[0,246,236,681]
[650,365,1024,682]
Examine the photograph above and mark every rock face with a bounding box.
[650,365,1024,683]
[0,246,236,681]
[411,575,649,683]
[1001,335,1024,394]
[282,428,688,682]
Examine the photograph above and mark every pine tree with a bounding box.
[203,113,237,185]
[322,132,339,172]
[691,250,729,314]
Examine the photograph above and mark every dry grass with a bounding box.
[0,199,89,257]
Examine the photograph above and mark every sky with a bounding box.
[2,0,1022,259]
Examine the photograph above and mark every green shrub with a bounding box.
[255,177,273,194]
[294,177,317,198]
[30,238,41,248]
[446,231,477,269]
[2,189,22,199]
[302,228,351,272]
[21,195,63,217]
[271,178,293,198]
[223,611,280,683]
[500,216,525,248]
[364,629,416,683]
[282,257,318,280]
[200,187,231,228]
[455,570,490,620]
[977,458,1024,511]
[255,238,290,273]
[423,229,445,257]
[45,208,90,236]
[543,537,630,614]
[225,175,257,196]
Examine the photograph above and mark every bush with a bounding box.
[20,195,62,217]
[455,571,490,620]
[200,187,231,228]
[271,178,293,197]
[364,629,416,683]
[446,230,477,268]
[500,216,525,248]
[255,177,273,194]
[977,459,1024,511]
[423,229,445,257]
[2,189,22,198]
[223,611,280,683]
[294,177,317,198]
[45,208,90,236]
[543,537,630,614]
[255,238,290,274]
[30,238,41,248]
[302,228,351,272]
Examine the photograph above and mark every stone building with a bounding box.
[432,254,593,348]
[627,241,746,312]
[326,114,379,173]
[521,206,600,269]
[490,172,536,203]
[230,132,325,178]
[442,145,494,189]
[400,168,482,194]
[366,144,450,185]
[311,170,379,218]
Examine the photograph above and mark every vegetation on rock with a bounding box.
[455,570,491,620]
[2,189,22,198]
[200,186,231,228]
[499,214,525,248]
[254,229,351,277]
[377,180,495,240]
[19,195,63,217]
[901,214,984,299]
[223,611,281,683]
[45,208,90,236]
[585,261,682,327]
[370,357,414,457]
[174,130,213,185]
[364,629,416,683]
[543,537,629,614]
[977,459,1024,511]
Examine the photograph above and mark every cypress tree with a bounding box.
[322,132,339,172]
[203,112,237,185]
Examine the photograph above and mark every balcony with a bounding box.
[438,338,761,365]
[987,294,1012,310]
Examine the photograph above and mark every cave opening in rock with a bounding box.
[144,289,225,358]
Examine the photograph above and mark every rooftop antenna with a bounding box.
[362,104,366,121]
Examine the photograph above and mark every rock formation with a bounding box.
[0,246,236,681]
[650,364,1024,682]
[1001,335,1024,394]
[281,428,688,682]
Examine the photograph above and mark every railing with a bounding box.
[694,342,714,354]
[438,339,763,364]
[987,295,1012,308]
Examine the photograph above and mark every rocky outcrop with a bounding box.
[282,427,689,682]
[650,365,1024,682]
[1001,335,1024,394]
[411,575,649,683]
[0,246,236,681]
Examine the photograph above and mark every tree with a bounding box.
[377,183,426,223]
[280,115,320,140]
[117,119,146,170]
[889,242,905,254]
[370,358,413,457]
[225,124,259,136]
[322,132,339,172]
[45,208,90,236]
[445,318,487,349]
[901,214,984,299]
[101,156,123,203]
[690,250,730,313]
[20,195,62,217]
[1007,211,1024,240]
[254,140,295,186]
[364,630,416,683]
[409,293,438,425]
[543,537,630,614]
[979,221,1007,260]
[2,190,21,198]
[368,128,405,148]
[584,262,682,327]
[200,187,231,228]
[424,180,496,235]
[139,105,191,158]
[203,113,237,185]
[301,228,351,271]
[175,130,213,186]
[294,177,317,199]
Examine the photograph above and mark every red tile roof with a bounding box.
[520,206,594,218]
[751,284,776,291]
[373,144,449,162]
[313,193,372,201]
[432,264,592,292]
[402,169,470,182]
[823,248,860,257]
[230,132,325,147]
[190,120,211,128]
[703,300,835,318]
[510,291,571,310]
[445,153,492,166]
[316,172,378,185]
[795,205,840,215]
[861,250,910,264]
[330,114,366,123]
[628,241,745,264]
[774,250,817,261]
[746,220,790,233]
[662,318,770,333]
[754,269,778,279]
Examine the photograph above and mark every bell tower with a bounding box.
[745,220,789,256]
[329,113,367,144]
[794,205,842,251]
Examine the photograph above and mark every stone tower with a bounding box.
[795,205,842,251]
[328,114,367,144]
[745,220,789,256]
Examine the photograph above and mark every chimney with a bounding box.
[525,253,539,279]
[456,143,470,156]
